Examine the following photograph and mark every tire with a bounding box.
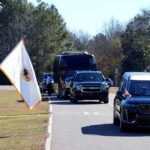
[113,107,119,125]
[48,91,51,96]
[120,120,127,132]
[103,97,109,104]
[72,95,78,104]
[98,99,102,104]
[120,111,127,132]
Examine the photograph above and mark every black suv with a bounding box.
[70,71,109,103]
[113,72,150,131]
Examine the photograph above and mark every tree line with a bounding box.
[1,0,150,83]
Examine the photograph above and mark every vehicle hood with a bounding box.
[126,96,150,104]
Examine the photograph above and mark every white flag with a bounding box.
[0,39,41,109]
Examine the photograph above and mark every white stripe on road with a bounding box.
[84,112,99,115]
[83,112,89,115]
[93,112,99,115]
[45,98,53,150]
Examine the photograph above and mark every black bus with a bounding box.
[53,51,97,98]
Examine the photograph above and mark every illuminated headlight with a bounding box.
[75,85,82,91]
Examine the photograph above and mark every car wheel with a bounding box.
[98,99,102,103]
[120,111,127,132]
[113,104,119,125]
[103,97,109,104]
[72,95,78,104]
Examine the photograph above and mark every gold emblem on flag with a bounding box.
[22,68,31,82]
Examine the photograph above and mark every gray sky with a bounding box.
[28,0,150,36]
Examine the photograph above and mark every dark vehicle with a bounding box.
[46,75,55,96]
[40,73,54,95]
[39,72,50,92]
[53,51,97,98]
[113,72,150,131]
[106,78,114,87]
[62,70,76,98]
[70,71,109,103]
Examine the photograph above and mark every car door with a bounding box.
[115,78,126,116]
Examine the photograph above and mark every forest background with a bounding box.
[1,0,150,85]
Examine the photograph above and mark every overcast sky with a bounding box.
[28,0,150,36]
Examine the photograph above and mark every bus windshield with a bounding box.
[61,55,95,70]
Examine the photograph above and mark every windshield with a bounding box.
[76,72,104,82]
[61,55,96,70]
[129,80,150,96]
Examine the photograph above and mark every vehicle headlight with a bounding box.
[101,83,109,91]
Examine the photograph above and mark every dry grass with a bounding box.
[0,90,49,150]
[0,86,118,149]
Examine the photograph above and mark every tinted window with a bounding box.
[76,72,104,82]
[129,80,150,96]
[61,55,96,70]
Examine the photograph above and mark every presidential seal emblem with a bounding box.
[22,68,31,82]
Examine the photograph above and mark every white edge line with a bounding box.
[45,99,53,150]
[84,112,89,115]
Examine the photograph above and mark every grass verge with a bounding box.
[0,86,118,149]
[0,89,49,150]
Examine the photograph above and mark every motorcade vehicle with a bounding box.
[106,78,114,87]
[53,51,97,98]
[113,72,150,131]
[70,71,109,103]
[39,72,54,95]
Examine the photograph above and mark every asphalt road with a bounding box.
[49,94,150,150]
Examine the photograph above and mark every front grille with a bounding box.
[82,86,101,92]
[139,105,150,114]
